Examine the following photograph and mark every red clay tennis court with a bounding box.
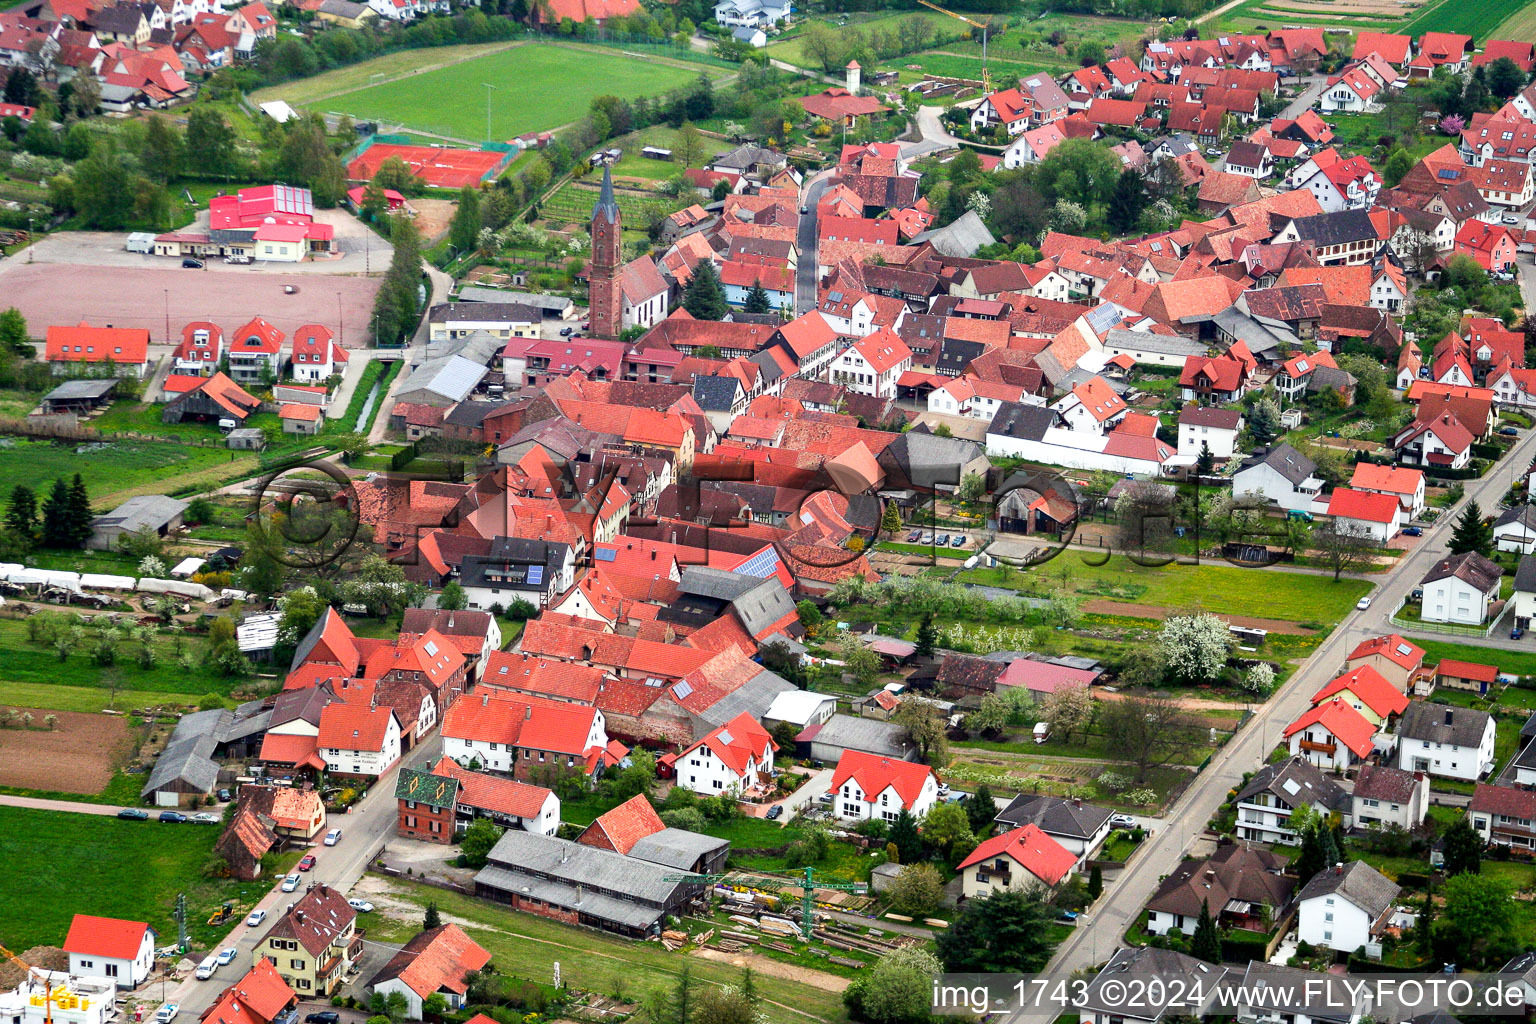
[347,142,510,189]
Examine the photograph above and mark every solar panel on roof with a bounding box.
[1437,168,1459,179]
[1396,643,1413,656]
[527,566,544,586]
[595,548,616,562]
[717,729,734,744]
[673,680,693,699]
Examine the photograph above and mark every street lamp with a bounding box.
[483,83,496,146]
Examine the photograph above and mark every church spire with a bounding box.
[592,164,620,225]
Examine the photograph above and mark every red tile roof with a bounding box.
[1348,634,1424,672]
[1438,659,1498,683]
[1283,698,1376,757]
[957,823,1077,885]
[1326,487,1399,525]
[830,750,935,809]
[441,689,600,757]
[317,703,395,752]
[1349,462,1422,496]
[1311,665,1408,719]
[579,793,666,854]
[680,711,776,778]
[371,923,489,1000]
[45,323,150,365]
[64,915,150,960]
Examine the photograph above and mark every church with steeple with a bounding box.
[588,165,623,341]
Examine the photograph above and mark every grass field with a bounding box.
[1493,0,1536,39]
[1404,0,1529,36]
[258,43,711,143]
[0,619,239,709]
[6,437,237,501]
[0,805,278,951]
[370,878,851,1024]
[607,126,732,183]
[764,9,956,68]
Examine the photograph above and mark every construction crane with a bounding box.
[915,0,994,92]
[0,945,55,1024]
[662,866,868,938]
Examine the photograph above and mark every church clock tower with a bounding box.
[588,165,623,341]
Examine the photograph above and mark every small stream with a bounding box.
[353,379,382,433]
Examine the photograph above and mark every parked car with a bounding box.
[324,828,342,846]
[951,534,966,547]
[766,804,784,820]
[217,789,232,802]
[1109,813,1137,828]
[1412,587,1424,600]
[1403,526,1423,537]
[935,533,949,545]
[1356,596,1372,610]
[305,1013,340,1024]
[1504,214,1522,225]
[159,811,187,824]
[1501,426,1520,436]
[280,873,301,892]
[216,948,237,966]
[246,909,267,927]
[189,812,219,824]
[117,808,149,820]
[907,530,921,542]
[156,1005,180,1024]
[346,900,374,913]
[1513,627,1526,640]
[559,326,574,336]
[297,853,316,871]
[181,258,203,269]
[1057,910,1079,922]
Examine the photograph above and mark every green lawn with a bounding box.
[1404,0,1529,36]
[5,437,237,501]
[965,560,1371,625]
[370,877,850,1024]
[0,805,275,951]
[0,619,240,708]
[95,400,282,440]
[264,43,709,143]
[1418,639,1536,677]
[608,126,732,183]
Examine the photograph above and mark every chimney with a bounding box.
[295,909,305,924]
[1073,797,1081,808]
[1335,862,1343,874]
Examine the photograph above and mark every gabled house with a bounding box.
[173,321,222,375]
[1179,350,1252,403]
[992,794,1113,863]
[1232,443,1322,511]
[1453,219,1518,271]
[441,689,609,783]
[1309,665,1408,727]
[1284,698,1377,771]
[367,925,490,1020]
[1145,844,1293,936]
[318,703,401,779]
[670,711,776,799]
[1350,763,1428,831]
[957,824,1077,898]
[1389,410,1474,470]
[64,916,156,989]
[1397,701,1495,780]
[1234,756,1349,845]
[831,329,912,399]
[289,325,346,384]
[1296,861,1401,952]
[252,885,359,996]
[1176,405,1242,459]
[1325,487,1401,543]
[1419,550,1502,626]
[829,749,939,823]
[1346,634,1426,694]
[45,323,151,378]
[1346,462,1424,520]
[1470,783,1536,850]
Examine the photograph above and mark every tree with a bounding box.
[967,782,996,835]
[438,581,468,611]
[424,901,441,929]
[914,612,937,659]
[0,306,29,355]
[1035,137,1123,208]
[1158,613,1231,682]
[966,693,1010,736]
[4,67,38,106]
[892,696,947,765]
[1294,818,1327,882]
[1310,517,1374,581]
[936,888,1053,972]
[888,808,922,864]
[1448,500,1493,556]
[185,106,240,180]
[1441,871,1514,956]
[855,947,943,1024]
[881,501,903,538]
[374,213,423,345]
[887,863,944,916]
[1194,441,1215,478]
[459,818,503,868]
[140,115,183,183]
[691,987,754,1024]
[1119,646,1167,689]
[1099,695,1197,782]
[1107,170,1147,234]
[671,965,695,1024]
[1190,899,1221,963]
[6,485,36,537]
[276,114,346,207]
[676,121,705,167]
[1441,816,1483,876]
[1087,864,1102,900]
[1243,662,1275,694]
[1076,41,1105,66]
[837,630,881,688]
[1041,684,1093,744]
[1246,397,1281,445]
[922,801,975,860]
[451,186,482,253]
[742,279,771,314]
[278,587,327,646]
[1382,147,1414,187]
[1486,56,1525,100]
[958,471,986,502]
[682,260,729,320]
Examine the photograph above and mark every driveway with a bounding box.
[1277,75,1328,119]
[795,172,833,314]
[1038,427,1536,985]
[774,767,832,823]
[901,106,967,161]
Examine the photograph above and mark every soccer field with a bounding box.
[290,43,708,142]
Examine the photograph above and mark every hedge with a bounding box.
[1221,931,1270,962]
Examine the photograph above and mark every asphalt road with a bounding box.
[795,172,833,315]
[159,733,444,1017]
[1035,426,1536,997]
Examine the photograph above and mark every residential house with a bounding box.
[956,824,1077,898]
[317,703,401,780]
[1469,783,1536,850]
[1232,443,1323,511]
[288,326,347,384]
[1396,701,1496,781]
[63,916,156,990]
[1079,947,1233,1024]
[1309,665,1408,728]
[251,885,360,996]
[1348,462,1424,520]
[1296,860,1401,952]
[1454,219,1518,271]
[1346,634,1427,694]
[395,758,560,842]
[459,538,575,610]
[670,711,776,798]
[1436,658,1499,695]
[1389,411,1474,470]
[367,925,490,1020]
[1283,698,1377,771]
[45,324,151,378]
[969,75,1069,135]
[1234,756,1349,845]
[1145,844,1293,936]
[1228,964,1365,1024]
[1325,487,1402,543]
[992,794,1113,863]
[1495,504,1536,553]
[441,690,609,784]
[830,330,912,399]
[173,322,222,375]
[1176,406,1242,459]
[1419,550,1503,625]
[1350,763,1428,831]
[829,749,939,823]
[227,316,285,384]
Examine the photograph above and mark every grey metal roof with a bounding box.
[458,288,572,312]
[475,865,666,930]
[731,578,796,638]
[805,714,913,759]
[479,829,687,908]
[43,379,118,401]
[627,828,730,870]
[422,330,503,369]
[678,566,758,602]
[1397,701,1491,748]
[1237,443,1316,486]
[428,302,540,325]
[141,708,227,796]
[1103,328,1205,357]
[397,355,486,404]
[878,431,985,491]
[92,494,189,534]
[911,211,995,258]
[1296,859,1400,918]
[694,669,795,729]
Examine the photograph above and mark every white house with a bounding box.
[713,0,790,28]
[956,824,1076,898]
[1396,701,1496,781]
[1296,154,1381,211]
[367,924,490,1020]
[1052,376,1127,434]
[63,916,156,990]
[1144,845,1293,937]
[441,691,608,777]
[1296,860,1402,953]
[317,703,401,778]
[1176,405,1242,459]
[1234,756,1349,845]
[1002,122,1066,168]
[288,325,346,384]
[1231,443,1323,511]
[829,750,939,823]
[830,329,912,399]
[1326,487,1402,544]
[1495,504,1536,554]
[992,793,1113,864]
[672,712,776,798]
[1348,462,1424,520]
[1349,763,1429,831]
[1419,550,1503,626]
[1513,555,1536,632]
[1370,262,1408,312]
[1283,698,1377,772]
[0,972,117,1024]
[927,377,1027,421]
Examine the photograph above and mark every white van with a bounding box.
[1032,722,1051,744]
[195,956,219,980]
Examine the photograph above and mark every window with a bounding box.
[105,964,118,978]
[291,959,305,970]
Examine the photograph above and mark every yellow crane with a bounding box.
[915,0,994,92]
[0,946,55,1024]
